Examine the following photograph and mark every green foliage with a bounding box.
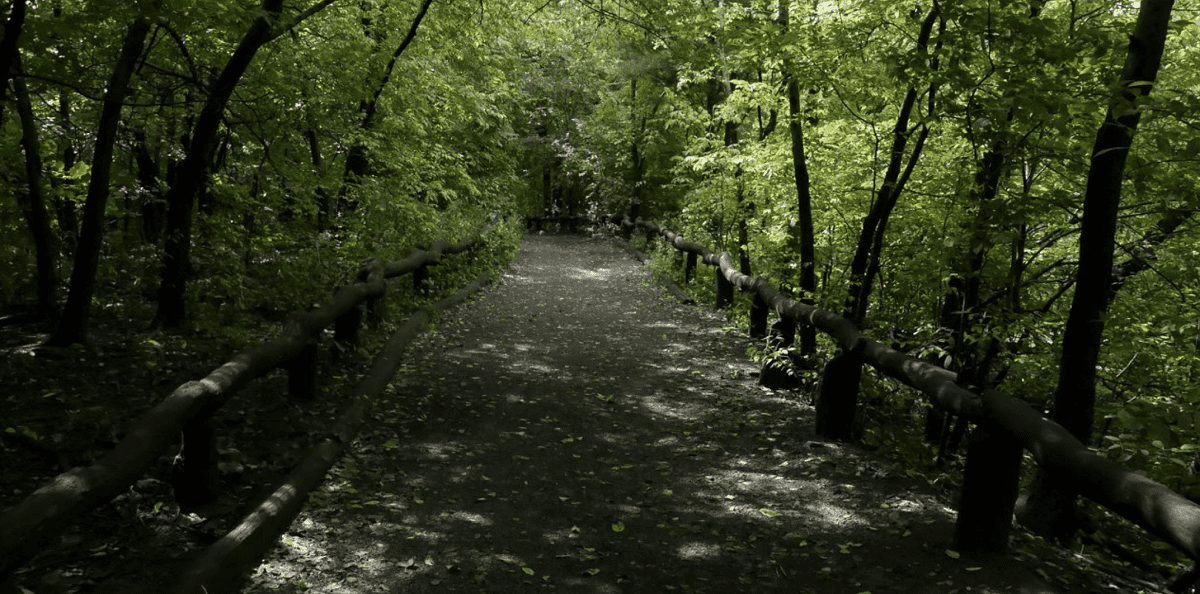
[2,0,1200,522]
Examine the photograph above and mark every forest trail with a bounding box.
[247,234,1084,594]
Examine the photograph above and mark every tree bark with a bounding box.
[778,0,817,356]
[152,0,341,327]
[132,129,166,244]
[630,77,645,216]
[12,54,58,319]
[52,88,79,251]
[1019,0,1176,541]
[305,128,331,230]
[0,0,27,116]
[722,94,750,277]
[1107,206,1194,303]
[336,0,435,212]
[154,1,286,328]
[45,19,151,346]
[842,2,941,326]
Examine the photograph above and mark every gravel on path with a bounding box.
[247,234,1090,594]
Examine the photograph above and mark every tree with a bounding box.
[842,1,943,326]
[0,0,28,115]
[334,0,435,221]
[154,0,340,328]
[1018,0,1177,541]
[44,17,151,346]
[11,52,57,319]
[779,0,815,355]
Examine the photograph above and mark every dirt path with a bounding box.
[245,234,1090,594]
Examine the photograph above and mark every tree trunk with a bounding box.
[1018,0,1176,541]
[155,1,286,328]
[724,103,750,277]
[779,1,817,356]
[630,77,645,216]
[133,129,167,244]
[336,0,435,215]
[0,0,27,117]
[12,55,58,319]
[842,3,941,326]
[52,89,79,249]
[45,19,151,345]
[306,129,331,230]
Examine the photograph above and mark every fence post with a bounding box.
[759,318,800,390]
[362,260,385,328]
[171,415,221,511]
[750,288,768,338]
[953,430,1022,553]
[815,345,863,440]
[685,252,697,284]
[334,305,362,351]
[414,263,430,296]
[287,341,319,400]
[715,266,734,309]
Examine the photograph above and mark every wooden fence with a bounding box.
[601,213,1200,592]
[0,214,505,593]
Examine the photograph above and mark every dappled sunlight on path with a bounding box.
[248,234,1071,594]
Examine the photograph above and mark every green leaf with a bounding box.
[584,568,601,576]
[945,549,961,559]
[521,566,535,575]
[758,509,783,517]
[611,521,625,532]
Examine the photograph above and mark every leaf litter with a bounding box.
[246,234,1166,594]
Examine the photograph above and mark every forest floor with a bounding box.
[0,233,1186,594]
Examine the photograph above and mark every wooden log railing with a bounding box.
[603,213,1200,582]
[0,214,505,589]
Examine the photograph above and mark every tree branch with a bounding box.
[267,0,343,43]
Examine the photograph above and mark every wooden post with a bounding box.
[953,430,1023,554]
[170,416,221,511]
[759,318,799,390]
[414,263,430,296]
[815,347,863,440]
[287,342,319,401]
[715,267,733,309]
[365,292,384,328]
[685,252,697,284]
[750,290,768,338]
[334,305,362,349]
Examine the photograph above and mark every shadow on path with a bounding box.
[248,234,1079,594]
